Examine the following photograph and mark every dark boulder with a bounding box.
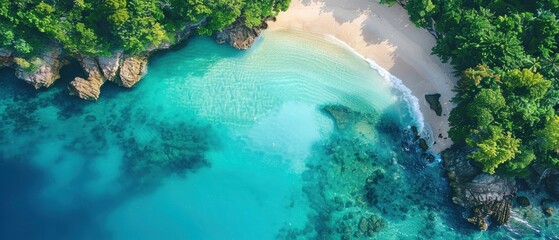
[418,138,429,151]
[425,93,442,116]
[516,196,530,207]
[545,207,553,217]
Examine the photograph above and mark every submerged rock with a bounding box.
[545,207,553,217]
[418,138,429,151]
[425,93,442,116]
[322,105,352,129]
[516,196,531,207]
[357,215,386,237]
[15,49,65,89]
[321,105,379,135]
[122,121,213,191]
[358,217,369,232]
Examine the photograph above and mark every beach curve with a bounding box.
[267,0,457,152]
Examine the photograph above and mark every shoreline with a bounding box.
[267,0,457,152]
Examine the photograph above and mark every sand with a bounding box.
[267,0,457,153]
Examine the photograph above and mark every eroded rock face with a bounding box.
[456,174,516,207]
[69,52,147,99]
[97,51,122,81]
[467,199,512,230]
[442,147,516,230]
[68,56,106,101]
[214,20,265,50]
[68,77,103,101]
[116,55,148,88]
[15,49,64,89]
[79,55,103,79]
[8,18,265,99]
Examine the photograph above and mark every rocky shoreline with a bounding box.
[442,147,516,230]
[442,146,559,232]
[0,19,266,101]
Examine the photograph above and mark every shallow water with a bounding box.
[0,30,556,239]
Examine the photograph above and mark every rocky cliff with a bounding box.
[14,49,65,89]
[0,19,269,100]
[443,147,516,230]
[68,55,106,101]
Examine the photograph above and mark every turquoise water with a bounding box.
[0,30,555,239]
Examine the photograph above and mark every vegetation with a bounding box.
[0,0,290,55]
[382,0,559,176]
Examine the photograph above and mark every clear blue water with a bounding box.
[0,30,555,239]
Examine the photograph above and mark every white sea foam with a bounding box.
[508,211,542,235]
[324,35,428,135]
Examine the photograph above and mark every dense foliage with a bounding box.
[0,0,290,56]
[450,66,556,175]
[383,0,559,176]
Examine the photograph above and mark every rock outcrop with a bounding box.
[425,93,442,116]
[15,49,65,89]
[443,146,516,230]
[115,55,148,88]
[68,51,151,100]
[68,56,106,100]
[214,19,268,50]
[97,51,122,81]
[5,18,266,99]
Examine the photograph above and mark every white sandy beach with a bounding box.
[268,0,457,152]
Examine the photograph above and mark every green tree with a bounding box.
[467,125,521,174]
[501,148,536,177]
[523,10,559,57]
[503,69,551,99]
[539,115,559,153]
[433,9,528,71]
[406,0,438,27]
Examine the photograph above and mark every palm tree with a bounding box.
[526,57,541,72]
[541,53,559,78]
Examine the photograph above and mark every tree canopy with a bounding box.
[383,0,559,176]
[0,0,291,55]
